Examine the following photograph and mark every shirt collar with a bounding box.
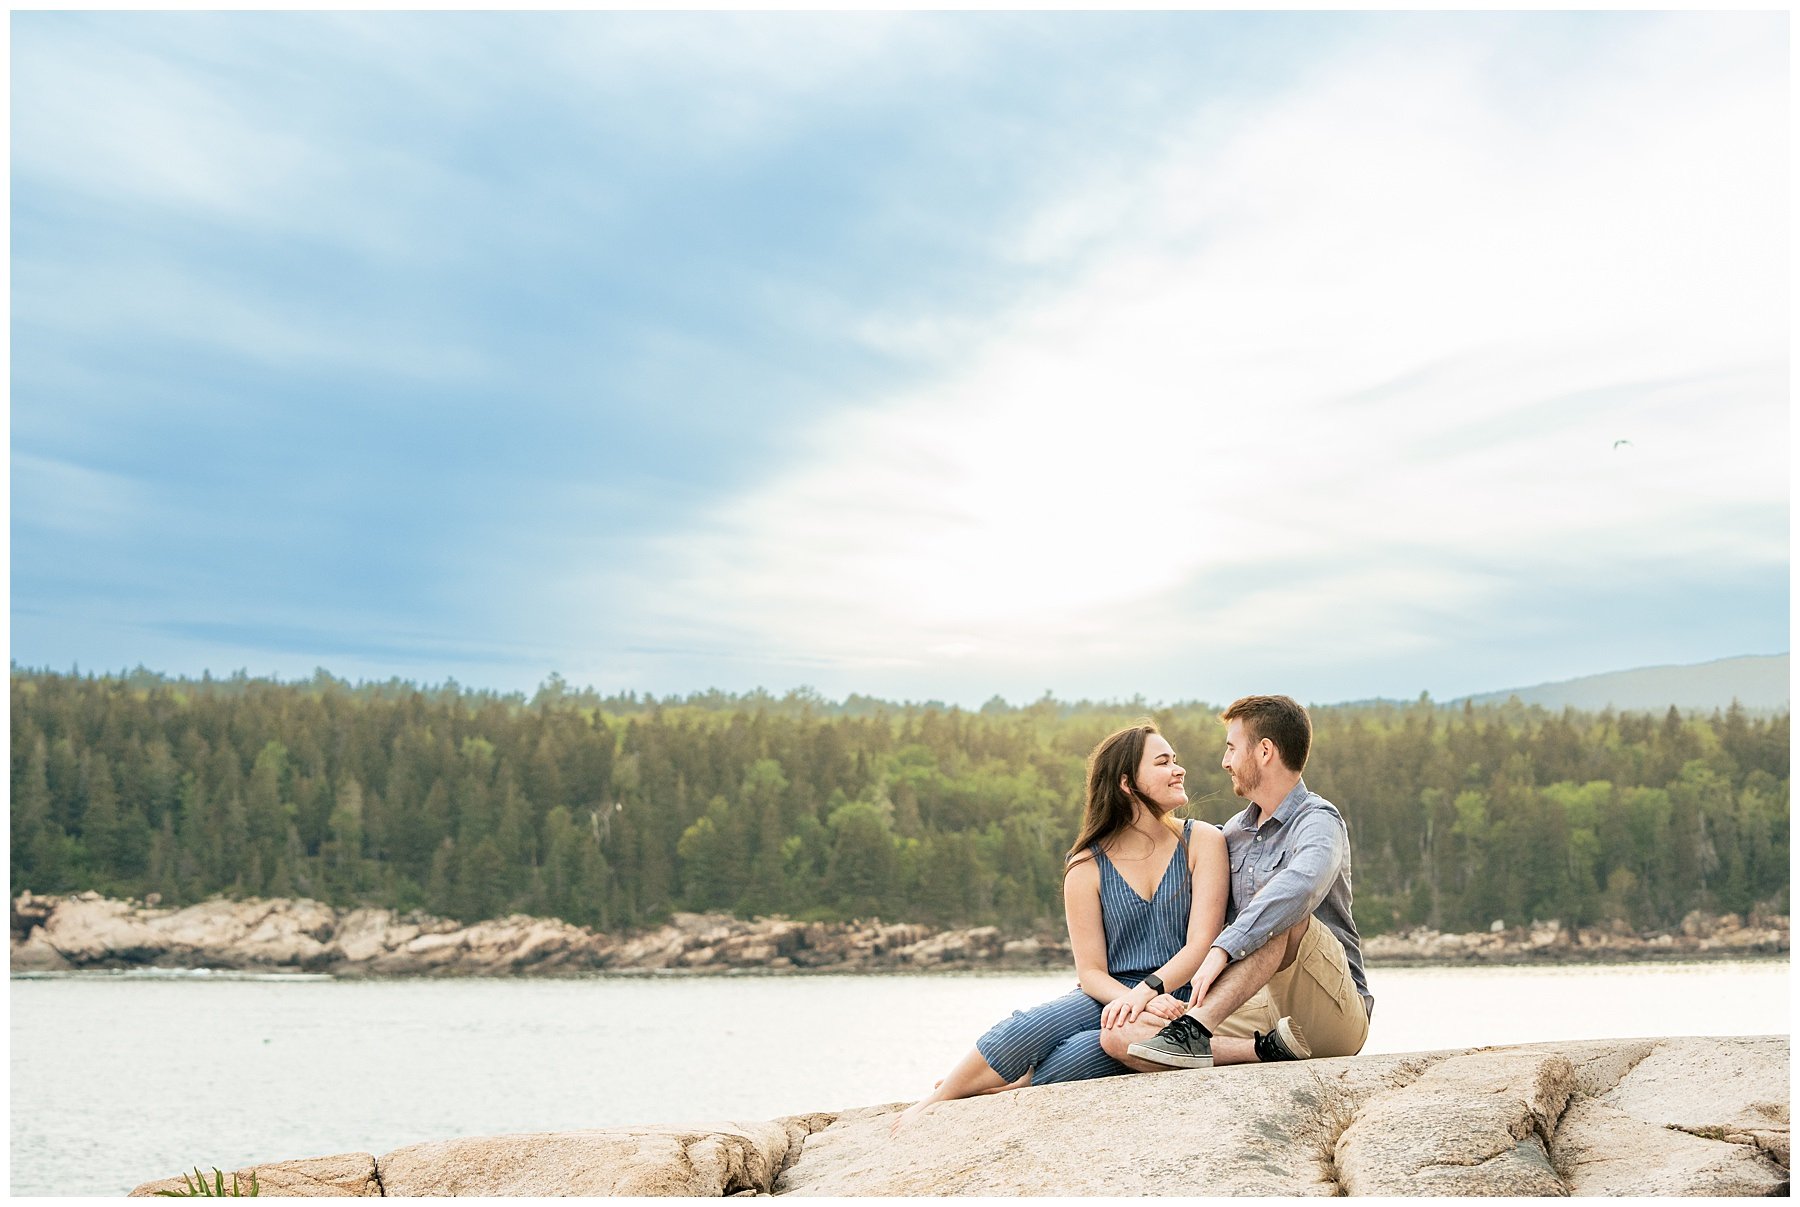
[1236,777,1310,831]
[1270,777,1310,825]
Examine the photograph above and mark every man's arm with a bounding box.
[1209,810,1346,963]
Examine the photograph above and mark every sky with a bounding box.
[7,10,1790,708]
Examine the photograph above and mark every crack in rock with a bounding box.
[1666,1121,1791,1174]
[1309,1072,1362,1197]
[127,1039,1781,1198]
[767,1113,837,1194]
[1550,1038,1790,1197]
[1333,1049,1576,1195]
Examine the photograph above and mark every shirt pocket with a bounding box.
[1239,845,1285,893]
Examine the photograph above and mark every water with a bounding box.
[9,960,1789,1196]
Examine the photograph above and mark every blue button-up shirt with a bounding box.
[1214,778,1372,1014]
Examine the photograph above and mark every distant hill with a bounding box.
[1457,654,1789,715]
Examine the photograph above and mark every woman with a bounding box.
[891,722,1229,1133]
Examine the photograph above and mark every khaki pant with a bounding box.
[1212,916,1370,1058]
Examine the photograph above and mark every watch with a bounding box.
[1142,973,1164,994]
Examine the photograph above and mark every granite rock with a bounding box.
[16,892,1784,978]
[375,1118,825,1197]
[131,1152,380,1197]
[1556,1097,1786,1196]
[779,1037,1786,1197]
[11,892,1074,976]
[1331,1047,1575,1195]
[11,923,71,971]
[125,1037,1786,1197]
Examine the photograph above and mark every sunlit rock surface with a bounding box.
[375,1119,826,1197]
[128,1036,1785,1197]
[130,1153,379,1198]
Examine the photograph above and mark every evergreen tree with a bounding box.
[11,735,54,888]
[739,759,791,915]
[825,800,898,917]
[7,667,1788,934]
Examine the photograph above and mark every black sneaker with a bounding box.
[1127,1013,1214,1068]
[1253,1016,1311,1062]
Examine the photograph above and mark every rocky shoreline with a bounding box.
[10,890,1787,978]
[129,1035,1790,1196]
[1362,910,1788,965]
[9,891,1062,977]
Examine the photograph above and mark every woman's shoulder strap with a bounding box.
[1182,817,1204,868]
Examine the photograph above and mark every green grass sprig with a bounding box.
[153,1166,259,1197]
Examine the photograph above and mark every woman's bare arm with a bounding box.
[1064,856,1128,1008]
[1142,824,1229,1019]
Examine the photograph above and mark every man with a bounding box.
[1102,694,1372,1069]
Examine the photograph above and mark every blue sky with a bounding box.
[8,11,1789,707]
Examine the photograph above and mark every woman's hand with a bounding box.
[1143,993,1187,1020]
[1099,984,1156,1029]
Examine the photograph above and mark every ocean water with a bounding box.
[9,960,1789,1196]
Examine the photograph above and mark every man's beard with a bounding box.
[1231,762,1262,797]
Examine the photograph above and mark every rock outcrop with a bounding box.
[129,1036,1786,1197]
[1363,910,1789,964]
[374,1118,830,1197]
[9,892,1054,977]
[14,891,1787,978]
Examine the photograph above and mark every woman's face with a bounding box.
[1130,733,1188,815]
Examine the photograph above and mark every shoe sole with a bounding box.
[1127,1040,1213,1068]
[1272,1017,1311,1061]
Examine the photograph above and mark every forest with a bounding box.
[9,667,1789,937]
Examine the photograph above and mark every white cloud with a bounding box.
[10,18,497,379]
[9,13,972,386]
[11,32,315,222]
[10,454,156,540]
[536,12,968,153]
[616,13,1787,696]
[13,250,489,387]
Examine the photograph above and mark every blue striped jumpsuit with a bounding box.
[974,820,1196,1085]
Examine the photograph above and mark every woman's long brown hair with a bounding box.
[1064,722,1185,871]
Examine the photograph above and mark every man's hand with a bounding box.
[1188,947,1230,1011]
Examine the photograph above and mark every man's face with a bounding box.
[1222,718,1263,799]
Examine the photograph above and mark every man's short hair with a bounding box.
[1221,695,1312,772]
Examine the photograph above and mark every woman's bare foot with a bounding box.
[889,1097,942,1136]
[890,1049,1019,1136]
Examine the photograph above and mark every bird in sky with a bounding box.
[1613,439,1632,450]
